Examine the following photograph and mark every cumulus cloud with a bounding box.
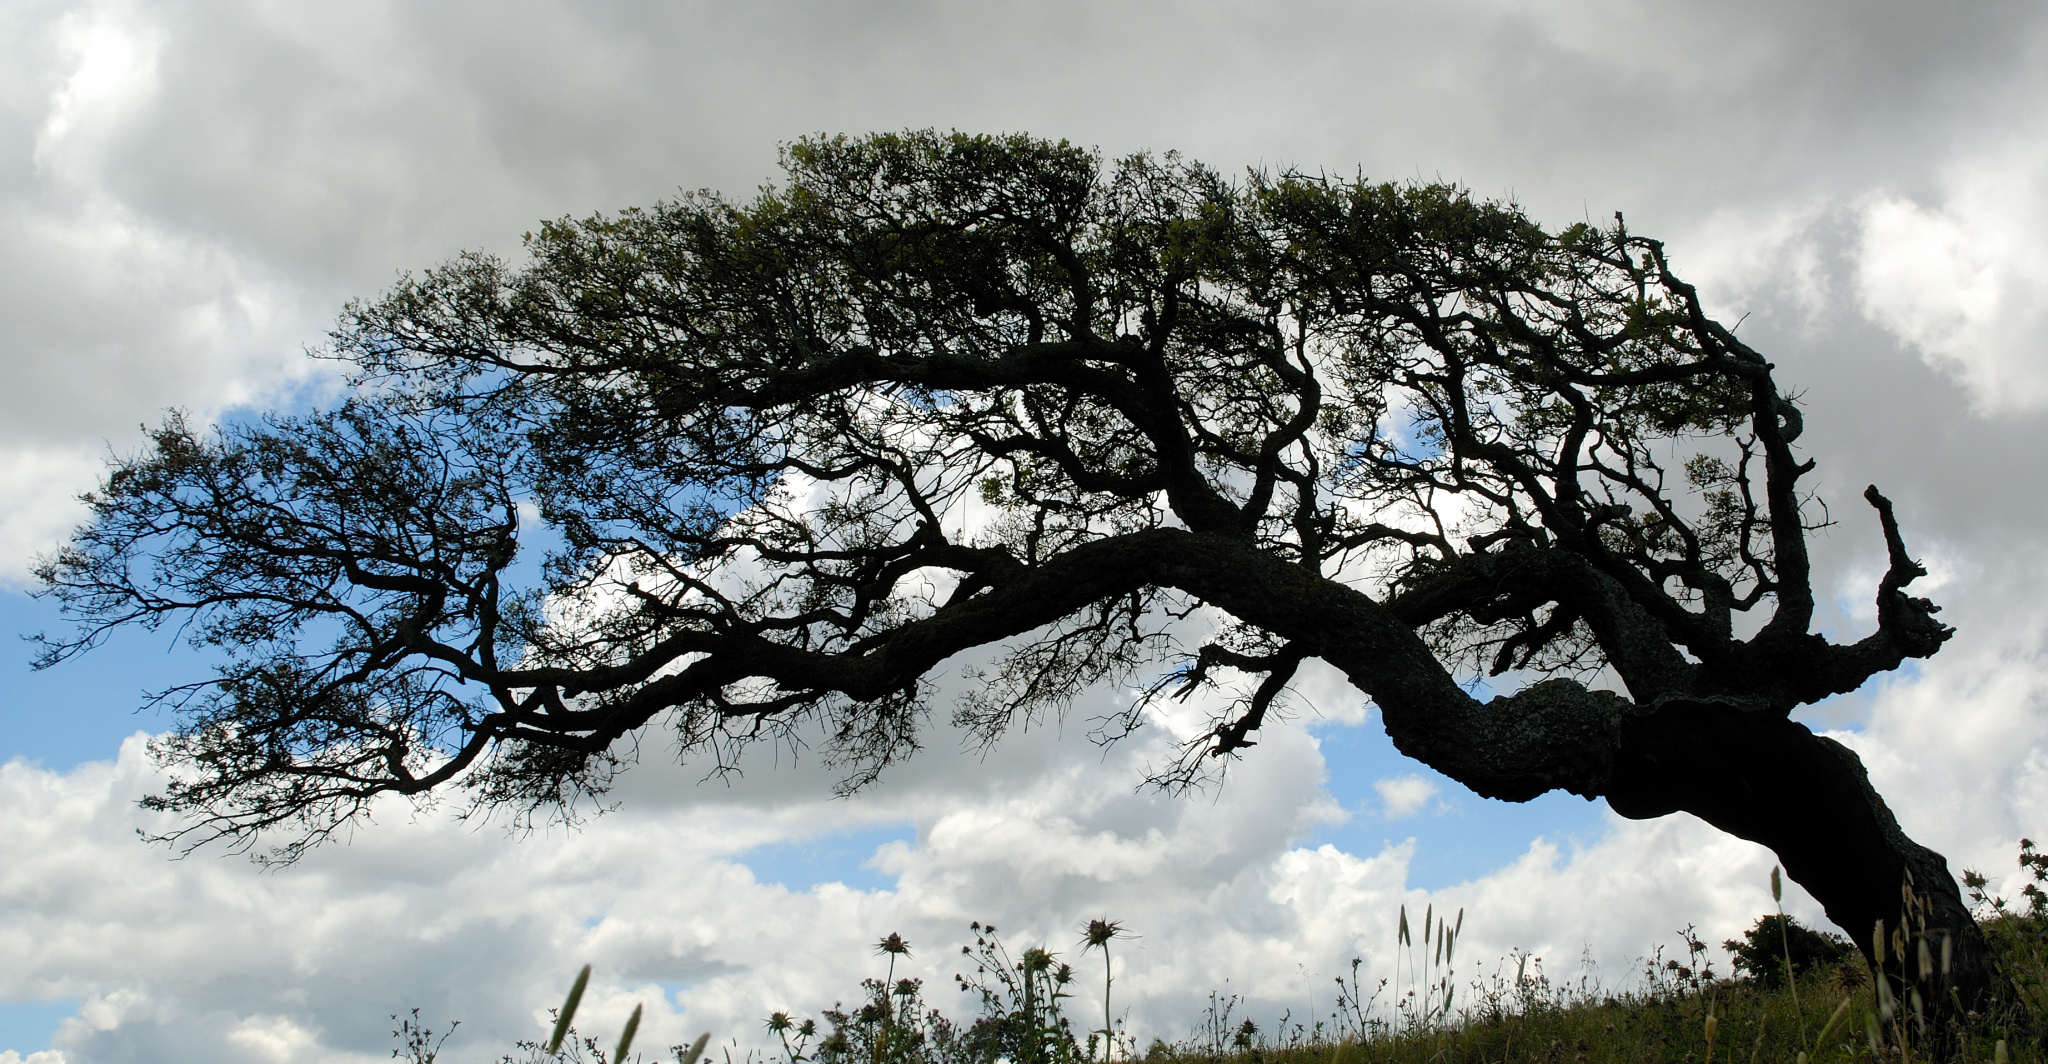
[1855,128,2048,415]
[7,615,2042,1064]
[1374,775,1440,820]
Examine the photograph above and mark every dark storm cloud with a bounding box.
[5,0,2042,431]
[10,0,2043,618]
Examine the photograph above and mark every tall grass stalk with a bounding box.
[550,965,592,1055]
[1771,865,1808,1049]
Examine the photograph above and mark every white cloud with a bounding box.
[33,9,159,173]
[1373,775,1440,820]
[1855,127,2048,415]
[5,600,2041,1064]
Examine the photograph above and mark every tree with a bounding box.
[1724,914,1856,990]
[35,131,1984,1006]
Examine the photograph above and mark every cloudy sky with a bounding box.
[3,2,2048,1061]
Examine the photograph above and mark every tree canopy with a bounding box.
[37,130,1976,1001]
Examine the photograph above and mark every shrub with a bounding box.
[1722,914,1855,989]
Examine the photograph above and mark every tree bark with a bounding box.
[1153,532,1991,1019]
[1607,699,1992,1018]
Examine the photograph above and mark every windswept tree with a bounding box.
[38,132,1981,1005]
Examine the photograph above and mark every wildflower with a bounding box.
[1081,919,1132,1063]
[1082,919,1125,950]
[877,932,913,1001]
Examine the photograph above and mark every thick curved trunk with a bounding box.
[1152,534,1992,1022]
[1607,699,1991,1017]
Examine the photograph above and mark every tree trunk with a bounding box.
[1605,698,1992,1024]
[1160,533,1995,1028]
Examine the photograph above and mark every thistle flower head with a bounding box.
[877,933,912,957]
[1082,919,1126,950]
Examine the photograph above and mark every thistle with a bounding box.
[1082,919,1129,1062]
[876,933,912,981]
[877,932,913,1023]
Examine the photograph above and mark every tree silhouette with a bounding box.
[35,131,1982,1006]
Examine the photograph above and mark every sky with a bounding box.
[3,2,2048,1061]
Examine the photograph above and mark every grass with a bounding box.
[1135,906,2048,1064]
[454,914,2047,1064]
[408,850,2048,1064]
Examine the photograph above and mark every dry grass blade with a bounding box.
[549,964,592,1055]
[615,1002,642,1060]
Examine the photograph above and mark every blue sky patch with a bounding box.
[738,822,918,892]
[0,998,77,1054]
[0,589,183,769]
[1306,718,1609,891]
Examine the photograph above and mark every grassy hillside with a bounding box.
[443,851,2048,1064]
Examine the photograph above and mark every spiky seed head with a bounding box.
[1771,866,1783,903]
[767,1012,793,1033]
[1083,918,1126,949]
[877,933,912,957]
[1703,1014,1718,1044]
[680,1031,712,1064]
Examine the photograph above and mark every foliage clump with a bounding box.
[1970,839,2048,1031]
[1722,914,1855,989]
